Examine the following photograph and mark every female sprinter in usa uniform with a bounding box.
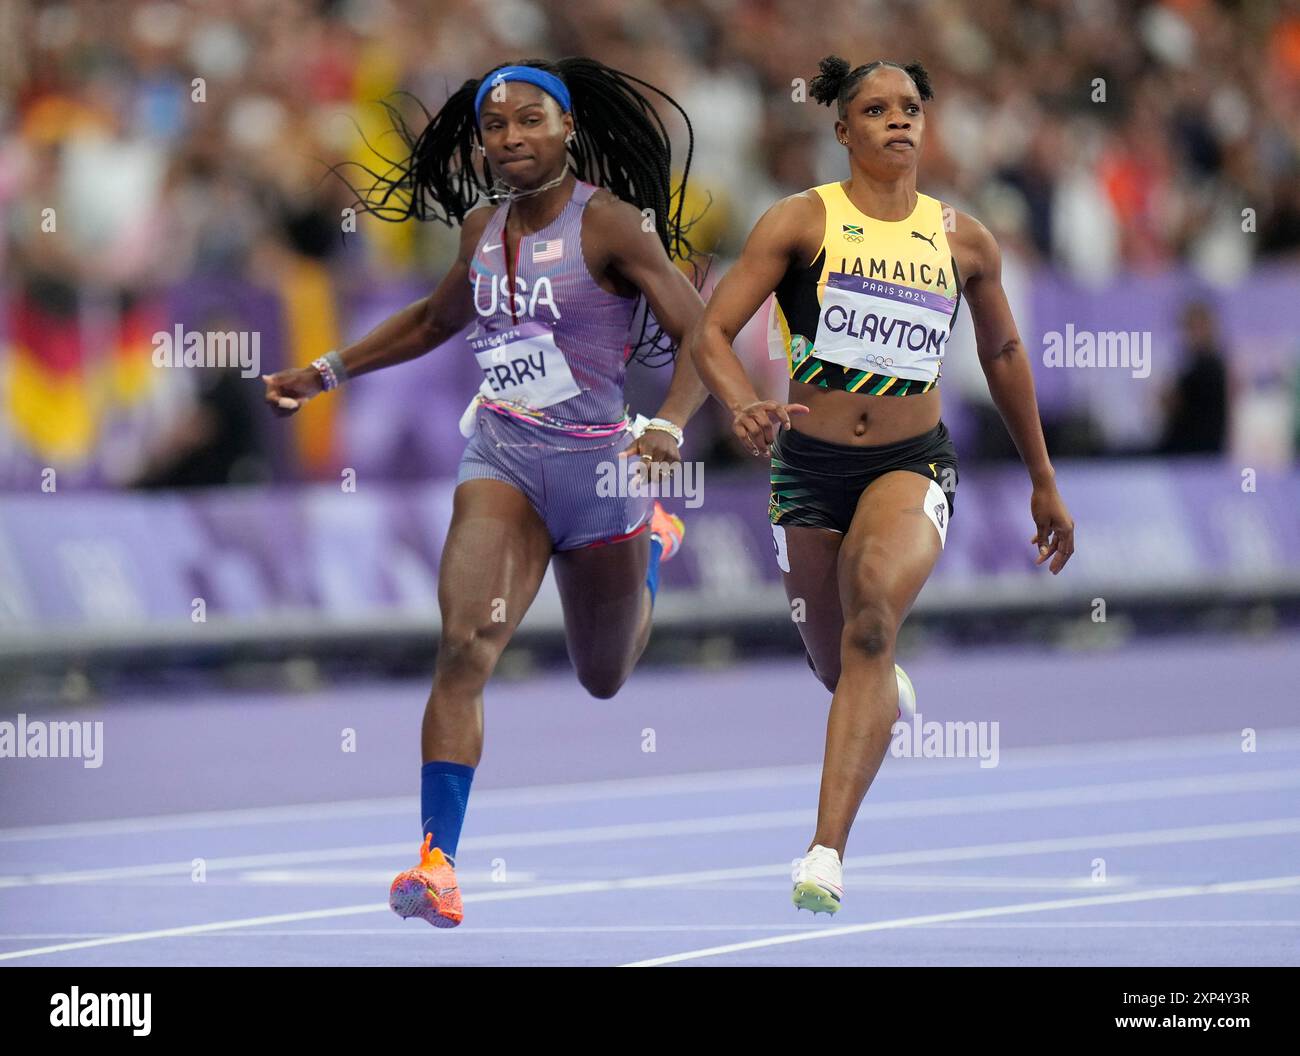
[689,57,1075,914]
[261,60,708,927]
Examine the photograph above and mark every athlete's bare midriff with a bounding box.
[788,380,941,445]
[776,183,953,447]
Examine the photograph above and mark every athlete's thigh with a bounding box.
[438,479,553,634]
[550,529,651,657]
[837,470,944,625]
[778,525,847,680]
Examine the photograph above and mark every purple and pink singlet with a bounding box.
[455,179,654,550]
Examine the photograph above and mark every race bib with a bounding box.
[921,477,950,548]
[469,322,581,409]
[813,273,956,382]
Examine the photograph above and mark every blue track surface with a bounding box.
[2,635,1297,966]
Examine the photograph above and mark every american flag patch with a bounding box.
[532,238,563,263]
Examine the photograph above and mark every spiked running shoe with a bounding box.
[792,844,843,915]
[389,833,463,928]
[649,500,685,561]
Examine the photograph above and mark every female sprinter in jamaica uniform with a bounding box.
[261,60,709,928]
[689,56,1075,915]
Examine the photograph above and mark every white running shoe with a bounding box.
[792,844,844,915]
[895,663,917,718]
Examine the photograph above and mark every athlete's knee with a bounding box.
[841,597,898,660]
[575,664,630,700]
[436,621,508,683]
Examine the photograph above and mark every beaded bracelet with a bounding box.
[310,350,349,391]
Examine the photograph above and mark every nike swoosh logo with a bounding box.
[482,243,502,253]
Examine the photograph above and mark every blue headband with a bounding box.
[474,67,572,124]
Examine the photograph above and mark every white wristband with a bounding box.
[638,416,684,448]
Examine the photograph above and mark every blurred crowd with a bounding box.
[2,0,1299,486]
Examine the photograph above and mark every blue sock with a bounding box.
[420,761,474,861]
[645,535,664,606]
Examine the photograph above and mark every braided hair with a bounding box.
[808,55,934,116]
[339,57,700,365]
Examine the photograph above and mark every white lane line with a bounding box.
[236,869,537,885]
[0,767,813,843]
[0,925,821,941]
[843,873,1140,891]
[228,871,1137,893]
[5,769,1299,890]
[6,920,1300,942]
[855,920,1300,929]
[1,817,1297,962]
[833,817,1300,872]
[620,874,1300,967]
[0,903,389,962]
[5,727,1298,843]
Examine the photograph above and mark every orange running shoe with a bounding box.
[389,833,463,928]
[649,501,685,562]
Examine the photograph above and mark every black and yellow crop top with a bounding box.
[767,182,963,396]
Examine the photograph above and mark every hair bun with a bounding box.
[809,55,852,107]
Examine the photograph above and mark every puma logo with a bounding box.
[911,231,937,250]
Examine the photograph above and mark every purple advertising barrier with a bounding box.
[0,461,1296,659]
[3,265,1297,492]
[1028,264,1300,451]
